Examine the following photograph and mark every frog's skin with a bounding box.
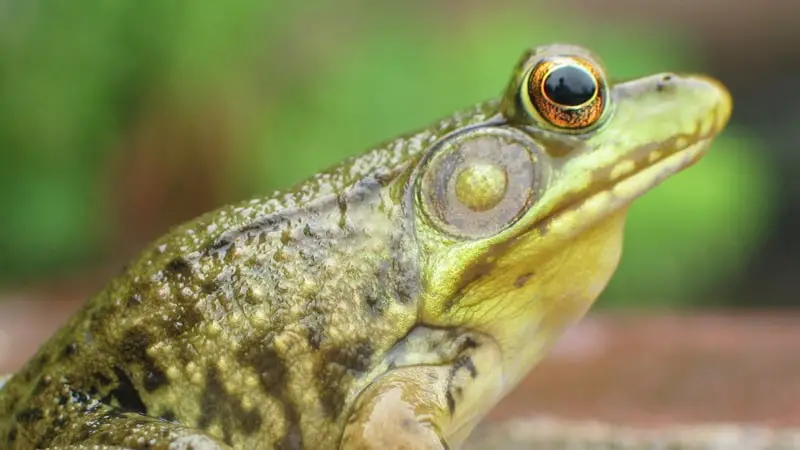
[0,44,731,450]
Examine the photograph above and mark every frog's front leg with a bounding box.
[340,333,504,450]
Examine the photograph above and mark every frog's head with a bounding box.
[410,44,731,388]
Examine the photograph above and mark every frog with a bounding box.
[0,43,731,450]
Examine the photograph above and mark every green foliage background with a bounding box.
[0,1,774,307]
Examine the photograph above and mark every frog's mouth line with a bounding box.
[600,138,710,206]
[602,138,709,202]
[541,138,711,234]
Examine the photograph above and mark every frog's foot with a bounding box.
[340,334,504,450]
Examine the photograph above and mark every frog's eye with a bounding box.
[418,128,540,239]
[520,56,607,130]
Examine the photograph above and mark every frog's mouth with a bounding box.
[587,137,711,213]
[539,137,712,237]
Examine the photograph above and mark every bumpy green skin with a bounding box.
[0,103,496,449]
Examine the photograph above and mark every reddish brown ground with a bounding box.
[2,284,798,428]
[486,313,800,427]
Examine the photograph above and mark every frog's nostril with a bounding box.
[656,74,675,92]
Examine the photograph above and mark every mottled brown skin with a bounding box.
[0,44,732,450]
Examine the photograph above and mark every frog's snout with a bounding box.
[654,73,733,140]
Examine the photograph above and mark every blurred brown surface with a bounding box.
[486,313,800,427]
[1,289,798,426]
[465,419,800,450]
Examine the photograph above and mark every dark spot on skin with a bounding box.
[401,418,416,433]
[62,342,78,359]
[198,366,262,444]
[15,407,43,423]
[206,237,232,254]
[382,233,420,305]
[68,389,92,405]
[236,342,300,445]
[303,297,327,350]
[329,342,374,373]
[450,355,478,387]
[514,272,534,288]
[305,324,324,350]
[240,216,282,235]
[7,427,16,444]
[363,286,383,316]
[159,409,177,422]
[118,327,168,392]
[313,377,338,413]
[367,260,393,315]
[446,391,456,416]
[102,367,147,415]
[165,305,204,339]
[337,195,348,230]
[461,337,477,351]
[164,257,192,279]
[201,280,219,295]
[94,371,114,387]
[204,215,286,256]
[656,75,673,92]
[316,341,374,418]
[144,369,168,392]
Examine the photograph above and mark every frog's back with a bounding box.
[0,105,494,448]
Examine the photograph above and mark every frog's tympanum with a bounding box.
[0,44,731,449]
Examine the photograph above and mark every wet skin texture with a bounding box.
[0,44,732,449]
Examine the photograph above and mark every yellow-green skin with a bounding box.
[0,44,731,450]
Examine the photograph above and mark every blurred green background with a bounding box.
[0,0,792,310]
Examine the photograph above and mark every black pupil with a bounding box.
[543,65,597,107]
